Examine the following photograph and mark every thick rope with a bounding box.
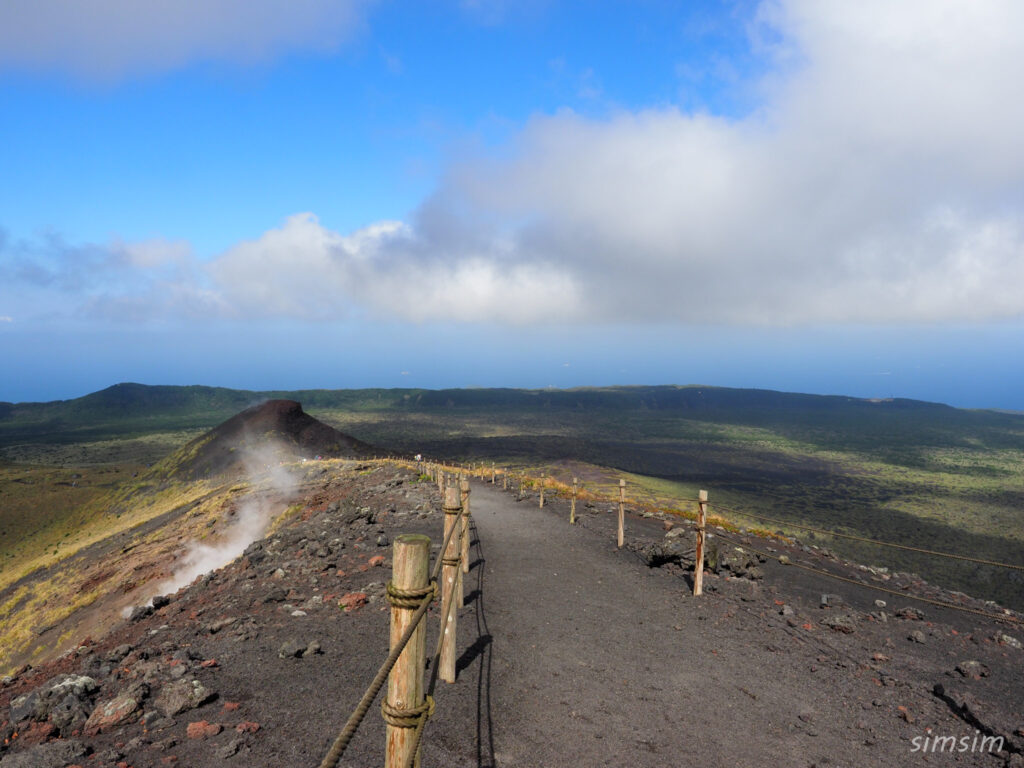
[317,585,435,768]
[386,580,437,609]
[712,531,1022,625]
[381,694,434,728]
[318,500,468,768]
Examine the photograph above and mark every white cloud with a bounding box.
[208,212,579,324]
[410,0,1024,325]
[5,0,1024,327]
[0,0,368,80]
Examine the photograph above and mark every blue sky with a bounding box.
[2,1,1023,409]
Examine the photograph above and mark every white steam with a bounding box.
[136,442,301,610]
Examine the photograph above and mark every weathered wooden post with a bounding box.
[539,472,545,508]
[617,479,626,548]
[570,477,578,525]
[491,462,496,484]
[694,490,708,597]
[384,534,430,768]
[440,484,462,683]
[502,471,508,490]
[460,476,471,580]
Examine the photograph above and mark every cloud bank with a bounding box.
[0,0,367,80]
[4,0,1023,326]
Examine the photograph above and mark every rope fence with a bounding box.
[412,459,1022,627]
[331,456,1020,766]
[318,465,471,768]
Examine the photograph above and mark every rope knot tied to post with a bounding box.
[385,579,437,609]
[441,555,461,567]
[381,694,435,729]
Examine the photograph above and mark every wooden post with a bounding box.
[385,534,430,768]
[694,490,708,597]
[502,471,508,490]
[617,479,626,548]
[570,477,578,525]
[491,462,496,484]
[539,472,545,508]
[440,484,462,683]
[460,476,470,578]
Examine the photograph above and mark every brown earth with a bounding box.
[1,462,1022,767]
[164,400,376,479]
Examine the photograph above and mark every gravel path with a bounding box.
[427,481,931,768]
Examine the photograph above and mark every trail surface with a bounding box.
[424,480,995,768]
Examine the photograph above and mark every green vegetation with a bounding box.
[2,382,1023,610]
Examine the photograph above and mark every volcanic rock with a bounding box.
[154,679,215,717]
[0,739,87,768]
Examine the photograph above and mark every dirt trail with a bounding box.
[428,480,971,768]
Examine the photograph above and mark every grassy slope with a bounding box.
[2,383,1023,608]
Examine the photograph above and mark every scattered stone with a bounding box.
[339,592,368,611]
[368,555,386,568]
[140,710,162,728]
[152,595,171,610]
[895,607,924,621]
[262,587,288,604]
[871,653,890,662]
[154,679,216,717]
[151,736,178,751]
[107,644,134,663]
[956,660,990,679]
[278,640,307,659]
[780,605,795,617]
[0,738,87,768]
[874,600,887,608]
[84,683,149,734]
[822,614,857,634]
[290,610,308,617]
[306,640,322,655]
[8,690,40,723]
[8,674,98,736]
[235,720,260,733]
[206,618,237,634]
[908,630,926,644]
[94,747,126,763]
[186,720,223,739]
[994,633,1022,649]
[129,605,154,622]
[216,738,244,759]
[13,720,54,745]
